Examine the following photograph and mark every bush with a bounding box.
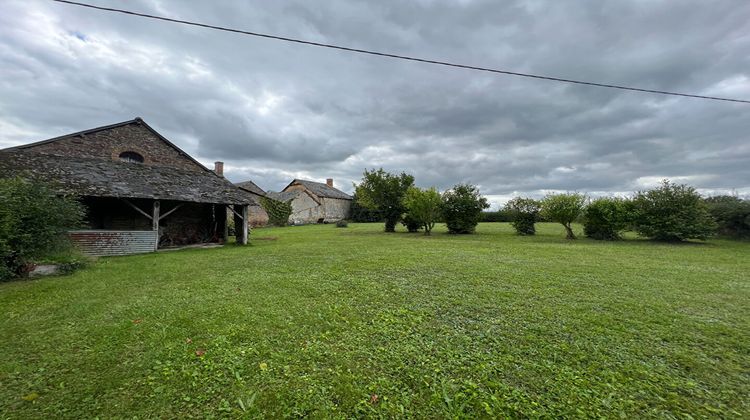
[505,197,540,235]
[480,210,513,223]
[541,193,586,239]
[0,177,85,280]
[349,193,383,222]
[354,169,415,232]
[260,197,293,226]
[704,196,750,238]
[401,213,422,233]
[442,184,490,234]
[583,197,632,240]
[335,219,348,228]
[403,187,443,235]
[631,180,716,241]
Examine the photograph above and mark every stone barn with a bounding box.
[0,118,257,255]
[266,178,352,225]
[236,180,270,226]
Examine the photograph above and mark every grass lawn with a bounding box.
[1,223,748,418]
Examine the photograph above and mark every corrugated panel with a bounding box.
[68,230,157,256]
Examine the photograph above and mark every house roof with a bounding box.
[2,117,212,173]
[0,150,257,206]
[265,190,301,203]
[236,180,266,197]
[284,179,352,200]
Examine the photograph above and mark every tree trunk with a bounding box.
[384,218,397,232]
[564,223,576,239]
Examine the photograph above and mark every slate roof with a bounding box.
[236,180,266,196]
[0,150,257,206]
[285,179,352,200]
[265,191,300,203]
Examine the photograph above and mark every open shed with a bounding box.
[0,118,256,255]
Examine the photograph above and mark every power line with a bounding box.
[51,0,750,104]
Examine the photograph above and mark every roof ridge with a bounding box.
[1,118,142,151]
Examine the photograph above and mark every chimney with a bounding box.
[326,178,333,187]
[214,161,224,177]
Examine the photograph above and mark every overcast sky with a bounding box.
[1,0,749,208]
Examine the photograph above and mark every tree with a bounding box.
[541,193,586,239]
[260,197,292,226]
[583,197,632,240]
[704,196,750,238]
[403,187,443,235]
[504,197,540,235]
[0,177,85,280]
[442,184,490,234]
[354,169,414,232]
[631,180,716,241]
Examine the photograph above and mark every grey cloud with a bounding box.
[1,0,749,203]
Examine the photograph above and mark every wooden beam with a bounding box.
[228,205,244,220]
[152,200,160,251]
[158,203,183,221]
[122,199,152,220]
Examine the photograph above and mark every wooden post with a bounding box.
[222,205,229,243]
[241,204,249,245]
[152,200,160,250]
[233,205,243,245]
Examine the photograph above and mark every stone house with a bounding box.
[235,180,270,227]
[0,117,256,255]
[266,178,352,225]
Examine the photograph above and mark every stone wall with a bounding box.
[289,193,324,225]
[248,205,269,227]
[285,195,351,224]
[321,197,351,222]
[25,122,205,172]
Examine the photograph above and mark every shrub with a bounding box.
[705,196,750,238]
[0,177,85,280]
[403,187,443,235]
[541,193,586,239]
[335,219,348,228]
[349,193,383,222]
[480,210,513,223]
[631,180,716,241]
[354,169,415,232]
[583,197,632,240]
[401,213,422,233]
[260,197,293,226]
[442,184,490,234]
[505,197,541,235]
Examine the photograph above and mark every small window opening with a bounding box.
[119,151,144,163]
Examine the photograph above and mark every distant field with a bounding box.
[1,223,748,418]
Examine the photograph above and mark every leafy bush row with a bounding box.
[503,180,741,242]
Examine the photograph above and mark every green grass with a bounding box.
[1,223,748,418]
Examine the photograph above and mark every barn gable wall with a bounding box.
[23,123,205,172]
[289,193,324,225]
